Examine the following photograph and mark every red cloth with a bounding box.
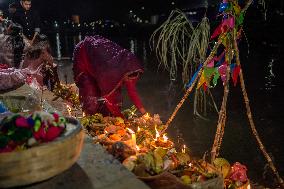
[0,64,9,69]
[124,77,143,110]
[73,36,144,117]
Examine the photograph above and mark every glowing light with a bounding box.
[82,112,86,117]
[155,126,160,140]
[127,128,136,147]
[137,126,141,132]
[136,145,140,151]
[182,145,186,153]
[66,105,72,117]
[144,113,150,120]
[188,162,192,167]
[126,128,134,134]
[55,33,61,60]
[162,134,168,142]
[247,184,251,189]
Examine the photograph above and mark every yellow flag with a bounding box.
[197,71,206,89]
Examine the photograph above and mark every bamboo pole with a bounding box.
[162,39,222,134]
[233,32,284,188]
[211,40,233,162]
[211,68,230,161]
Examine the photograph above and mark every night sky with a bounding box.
[0,0,282,22]
[0,0,221,21]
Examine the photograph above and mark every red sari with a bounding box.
[73,36,144,117]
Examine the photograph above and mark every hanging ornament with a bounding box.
[216,51,225,67]
[236,12,245,26]
[186,64,202,89]
[203,83,208,91]
[232,65,241,86]
[218,62,228,84]
[233,4,241,15]
[204,67,216,85]
[197,71,206,89]
[212,68,220,87]
[230,63,236,73]
[207,59,215,68]
[211,17,235,39]
[219,2,229,12]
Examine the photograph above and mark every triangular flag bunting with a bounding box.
[232,65,241,86]
[197,71,206,89]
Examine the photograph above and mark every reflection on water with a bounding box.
[142,41,147,64]
[78,33,82,44]
[55,33,62,60]
[129,39,135,54]
[53,33,283,186]
[264,58,275,91]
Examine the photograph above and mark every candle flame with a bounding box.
[155,125,160,140]
[126,128,135,134]
[162,134,168,142]
[182,145,186,153]
[144,113,150,120]
[126,128,136,148]
[82,112,86,117]
[247,184,251,189]
[188,162,192,167]
[137,126,141,132]
[136,145,140,151]
[66,105,72,116]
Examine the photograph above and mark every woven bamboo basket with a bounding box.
[0,117,85,188]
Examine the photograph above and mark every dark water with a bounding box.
[47,15,284,187]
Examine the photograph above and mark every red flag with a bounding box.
[232,65,241,86]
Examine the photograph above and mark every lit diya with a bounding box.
[151,126,173,148]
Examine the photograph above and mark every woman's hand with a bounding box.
[139,107,146,115]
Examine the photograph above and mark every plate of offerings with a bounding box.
[81,112,225,189]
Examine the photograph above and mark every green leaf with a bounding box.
[213,69,220,87]
[237,12,244,26]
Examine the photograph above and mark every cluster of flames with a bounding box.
[66,107,252,188]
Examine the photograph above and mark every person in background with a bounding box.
[8,2,17,19]
[20,34,58,89]
[73,35,147,117]
[11,0,40,46]
[0,10,6,34]
[0,12,24,68]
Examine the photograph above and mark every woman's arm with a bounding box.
[124,75,146,114]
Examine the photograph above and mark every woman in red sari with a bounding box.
[73,36,146,117]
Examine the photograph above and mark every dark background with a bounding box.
[0,0,283,22]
